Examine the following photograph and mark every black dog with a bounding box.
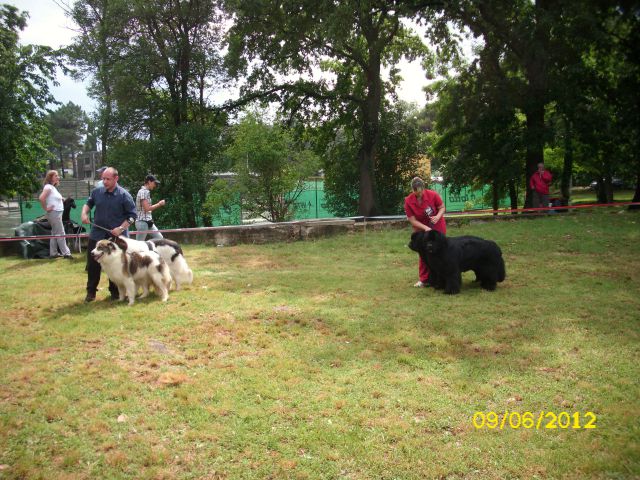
[409,230,506,294]
[62,197,76,223]
[62,197,85,235]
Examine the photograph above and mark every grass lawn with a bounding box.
[564,187,635,205]
[0,210,639,479]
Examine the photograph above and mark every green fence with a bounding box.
[288,180,333,220]
[19,198,87,225]
[431,184,511,212]
[17,181,509,229]
[208,180,331,225]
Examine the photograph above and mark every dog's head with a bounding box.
[408,231,425,253]
[91,239,119,263]
[63,197,76,209]
[107,235,131,252]
[408,230,447,254]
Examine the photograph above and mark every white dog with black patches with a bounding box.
[149,238,193,290]
[114,236,193,290]
[91,237,171,305]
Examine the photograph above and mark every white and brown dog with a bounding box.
[91,237,171,305]
[150,238,193,290]
[113,236,193,290]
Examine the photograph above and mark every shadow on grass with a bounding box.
[2,257,63,271]
[42,292,168,321]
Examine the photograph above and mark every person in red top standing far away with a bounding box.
[404,176,447,287]
[529,162,553,210]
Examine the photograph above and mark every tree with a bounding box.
[579,2,640,206]
[429,44,526,213]
[46,102,88,178]
[322,100,427,216]
[223,0,451,216]
[220,112,319,222]
[427,0,639,209]
[431,0,610,208]
[66,0,130,163]
[0,4,59,197]
[67,0,228,227]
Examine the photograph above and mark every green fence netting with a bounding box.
[19,198,87,225]
[431,184,511,212]
[18,181,509,229]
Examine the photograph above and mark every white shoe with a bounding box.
[413,281,425,288]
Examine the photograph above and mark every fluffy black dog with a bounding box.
[409,230,506,294]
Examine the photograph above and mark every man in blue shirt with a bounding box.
[81,167,136,302]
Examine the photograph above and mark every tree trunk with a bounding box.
[630,159,640,210]
[357,48,382,217]
[60,150,66,179]
[561,116,573,202]
[509,181,518,214]
[523,1,549,209]
[100,83,112,163]
[524,102,545,209]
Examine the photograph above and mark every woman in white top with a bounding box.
[38,170,72,259]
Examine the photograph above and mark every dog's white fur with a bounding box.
[114,236,193,290]
[91,238,171,305]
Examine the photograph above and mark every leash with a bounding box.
[88,219,134,236]
[88,221,117,235]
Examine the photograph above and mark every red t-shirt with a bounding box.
[404,190,447,234]
[529,170,552,194]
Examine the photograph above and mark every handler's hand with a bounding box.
[81,213,90,224]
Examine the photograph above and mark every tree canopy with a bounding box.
[4,0,638,220]
[215,112,320,223]
[428,0,639,208]
[223,0,452,216]
[67,0,228,227]
[0,4,59,197]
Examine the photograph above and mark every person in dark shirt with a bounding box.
[80,167,136,302]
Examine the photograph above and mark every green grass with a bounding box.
[565,187,635,205]
[1,210,639,479]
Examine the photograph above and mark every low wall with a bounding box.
[162,218,410,246]
[0,216,478,258]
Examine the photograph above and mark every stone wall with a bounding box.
[1,216,477,258]
[161,218,410,246]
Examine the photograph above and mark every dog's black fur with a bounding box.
[62,197,85,235]
[62,197,76,223]
[409,230,506,294]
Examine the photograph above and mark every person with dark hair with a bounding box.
[95,166,107,189]
[529,162,553,210]
[39,170,73,259]
[135,175,166,241]
[404,176,446,287]
[81,167,136,302]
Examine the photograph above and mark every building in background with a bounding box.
[76,151,103,180]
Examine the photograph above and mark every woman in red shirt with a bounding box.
[404,177,446,287]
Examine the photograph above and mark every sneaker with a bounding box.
[64,255,74,260]
[84,293,96,303]
[413,281,425,288]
